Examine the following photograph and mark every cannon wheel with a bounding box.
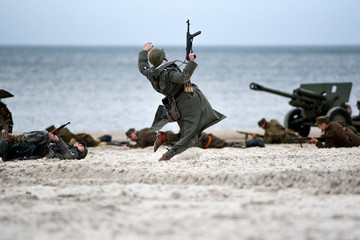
[326,107,352,125]
[284,108,311,137]
[0,102,13,133]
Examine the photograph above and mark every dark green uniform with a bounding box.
[196,132,228,148]
[196,133,265,148]
[195,133,242,148]
[46,125,75,143]
[46,125,103,147]
[138,50,226,158]
[263,119,299,144]
[129,128,178,148]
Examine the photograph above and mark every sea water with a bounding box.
[1,46,360,133]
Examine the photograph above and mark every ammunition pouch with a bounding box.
[162,97,180,122]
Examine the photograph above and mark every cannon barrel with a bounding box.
[249,82,353,137]
[249,82,326,101]
[249,82,294,99]
[293,88,325,100]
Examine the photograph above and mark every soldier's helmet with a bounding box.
[78,141,88,159]
[258,118,267,127]
[126,128,135,138]
[149,48,165,67]
[315,116,329,126]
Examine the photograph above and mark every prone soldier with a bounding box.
[257,118,300,144]
[46,125,117,147]
[0,130,88,161]
[126,128,265,150]
[310,116,360,148]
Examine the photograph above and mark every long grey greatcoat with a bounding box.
[138,50,226,157]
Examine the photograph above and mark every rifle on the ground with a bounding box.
[236,131,264,140]
[51,122,70,135]
[286,137,325,148]
[186,19,201,61]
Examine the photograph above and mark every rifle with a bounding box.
[184,19,201,93]
[186,19,201,61]
[236,131,264,140]
[51,122,70,135]
[286,137,325,148]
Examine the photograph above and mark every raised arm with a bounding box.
[138,42,154,78]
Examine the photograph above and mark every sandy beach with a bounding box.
[1,130,360,240]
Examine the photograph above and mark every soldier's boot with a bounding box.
[154,131,168,152]
[230,141,245,148]
[158,149,175,161]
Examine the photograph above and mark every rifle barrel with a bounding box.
[236,131,264,139]
[192,31,201,37]
[51,122,71,134]
[286,137,325,142]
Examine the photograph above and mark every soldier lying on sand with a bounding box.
[309,116,360,148]
[0,130,87,161]
[257,118,300,144]
[46,125,129,147]
[126,128,265,150]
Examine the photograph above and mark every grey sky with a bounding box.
[0,0,359,46]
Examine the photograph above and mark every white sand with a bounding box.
[1,130,360,240]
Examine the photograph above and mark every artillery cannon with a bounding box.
[249,82,352,137]
[0,89,14,133]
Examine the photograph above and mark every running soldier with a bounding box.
[138,43,226,161]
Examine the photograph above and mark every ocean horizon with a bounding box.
[1,45,360,133]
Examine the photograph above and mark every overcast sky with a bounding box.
[0,0,359,46]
